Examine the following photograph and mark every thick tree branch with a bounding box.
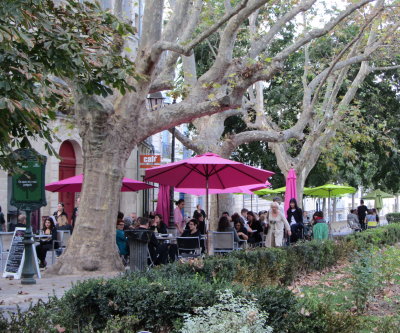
[171,127,202,153]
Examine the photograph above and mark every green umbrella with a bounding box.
[303,184,356,228]
[303,184,356,198]
[362,189,393,210]
[254,186,312,196]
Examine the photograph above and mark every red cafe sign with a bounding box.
[140,155,161,169]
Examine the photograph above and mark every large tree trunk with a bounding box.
[47,98,133,275]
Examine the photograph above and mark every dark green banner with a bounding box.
[10,149,47,208]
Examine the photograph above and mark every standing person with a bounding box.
[193,204,206,220]
[36,218,58,268]
[365,209,378,229]
[240,208,248,225]
[174,199,185,235]
[264,202,291,247]
[53,202,68,223]
[0,206,5,231]
[71,197,80,228]
[357,200,368,230]
[286,198,303,243]
[273,197,285,216]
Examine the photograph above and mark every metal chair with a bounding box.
[0,232,14,271]
[176,237,201,259]
[51,230,71,263]
[211,231,235,254]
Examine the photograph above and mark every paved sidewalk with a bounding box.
[0,272,120,314]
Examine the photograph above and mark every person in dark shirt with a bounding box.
[247,211,263,244]
[193,204,206,220]
[36,218,58,268]
[138,217,168,265]
[357,200,368,230]
[287,198,303,243]
[15,214,27,228]
[149,214,168,234]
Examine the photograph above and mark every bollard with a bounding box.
[125,230,153,272]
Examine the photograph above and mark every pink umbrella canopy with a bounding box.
[145,153,274,219]
[155,184,170,226]
[175,182,271,195]
[45,174,155,192]
[145,153,274,189]
[284,168,297,217]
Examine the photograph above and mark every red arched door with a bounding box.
[59,141,76,223]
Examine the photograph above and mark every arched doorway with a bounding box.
[59,141,76,222]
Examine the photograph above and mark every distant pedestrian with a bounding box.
[193,204,206,220]
[357,200,368,230]
[0,206,5,231]
[273,197,285,216]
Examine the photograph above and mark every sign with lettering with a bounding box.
[10,149,47,209]
[2,228,40,279]
[140,154,161,169]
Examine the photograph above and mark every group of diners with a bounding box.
[115,198,324,267]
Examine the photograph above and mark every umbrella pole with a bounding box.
[206,177,213,255]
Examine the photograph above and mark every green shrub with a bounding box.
[385,213,400,223]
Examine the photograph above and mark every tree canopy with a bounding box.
[0,0,135,172]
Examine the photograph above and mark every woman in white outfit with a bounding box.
[265,202,291,247]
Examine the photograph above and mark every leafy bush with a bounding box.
[386,213,400,223]
[180,289,272,333]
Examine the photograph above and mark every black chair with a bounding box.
[176,237,201,259]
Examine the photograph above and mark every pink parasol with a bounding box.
[175,182,271,195]
[45,174,155,192]
[284,168,297,217]
[155,184,171,226]
[145,153,274,219]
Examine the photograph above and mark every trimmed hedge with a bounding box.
[150,223,400,286]
[1,224,400,332]
[386,213,400,223]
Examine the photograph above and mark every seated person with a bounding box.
[347,209,361,231]
[217,216,240,247]
[247,211,263,244]
[36,218,58,268]
[15,214,27,228]
[234,220,248,241]
[57,215,73,234]
[116,220,128,264]
[182,219,201,237]
[312,211,329,240]
[180,219,202,254]
[149,214,168,234]
[138,217,168,265]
